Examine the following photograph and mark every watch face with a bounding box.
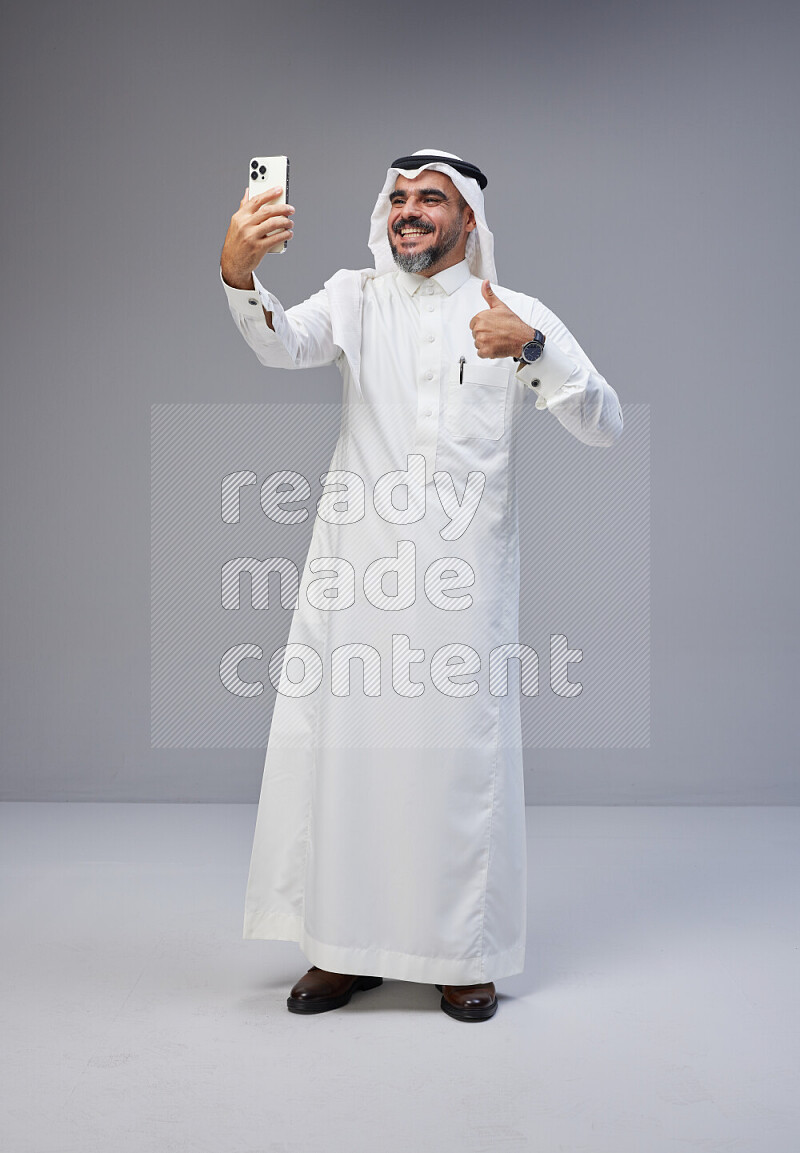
[523,341,544,363]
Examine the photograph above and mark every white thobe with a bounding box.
[223,259,623,984]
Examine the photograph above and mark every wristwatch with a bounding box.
[515,329,546,364]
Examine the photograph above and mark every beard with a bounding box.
[388,214,465,273]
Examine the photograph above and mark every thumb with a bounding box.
[482,279,499,307]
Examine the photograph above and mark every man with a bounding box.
[220,149,623,1022]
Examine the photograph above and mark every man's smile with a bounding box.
[393,221,434,242]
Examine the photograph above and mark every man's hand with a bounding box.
[220,187,295,290]
[469,280,537,359]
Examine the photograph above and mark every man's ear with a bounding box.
[464,207,477,233]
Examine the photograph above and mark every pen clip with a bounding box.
[459,356,465,384]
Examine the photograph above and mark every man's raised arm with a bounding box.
[221,185,294,328]
[220,187,337,372]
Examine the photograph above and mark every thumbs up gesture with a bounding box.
[469,279,537,360]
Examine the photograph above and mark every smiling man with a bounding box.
[388,172,473,273]
[220,148,623,1023]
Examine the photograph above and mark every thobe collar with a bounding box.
[395,259,471,298]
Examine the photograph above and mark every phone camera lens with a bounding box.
[259,165,267,175]
[251,159,258,169]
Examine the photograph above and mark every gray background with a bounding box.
[1,0,797,802]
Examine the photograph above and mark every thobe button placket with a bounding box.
[414,286,442,481]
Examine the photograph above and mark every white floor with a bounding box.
[1,804,798,1153]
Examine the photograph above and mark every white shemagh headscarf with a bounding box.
[368,147,497,282]
[324,148,495,396]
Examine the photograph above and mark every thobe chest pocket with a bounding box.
[445,363,510,441]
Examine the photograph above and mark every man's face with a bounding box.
[387,171,476,276]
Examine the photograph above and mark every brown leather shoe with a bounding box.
[435,982,497,1021]
[287,965,383,1014]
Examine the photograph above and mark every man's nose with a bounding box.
[401,201,421,218]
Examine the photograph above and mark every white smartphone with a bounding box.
[249,155,290,254]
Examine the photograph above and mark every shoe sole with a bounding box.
[435,984,498,1022]
[287,975,383,1014]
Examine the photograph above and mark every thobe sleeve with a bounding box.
[220,267,340,371]
[514,299,623,448]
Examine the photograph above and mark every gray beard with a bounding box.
[392,247,437,274]
[388,217,463,274]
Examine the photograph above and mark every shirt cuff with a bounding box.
[220,267,297,359]
[219,266,269,320]
[515,341,577,409]
[251,272,296,354]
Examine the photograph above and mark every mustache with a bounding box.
[392,217,435,235]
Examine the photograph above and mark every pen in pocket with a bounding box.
[459,356,465,384]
